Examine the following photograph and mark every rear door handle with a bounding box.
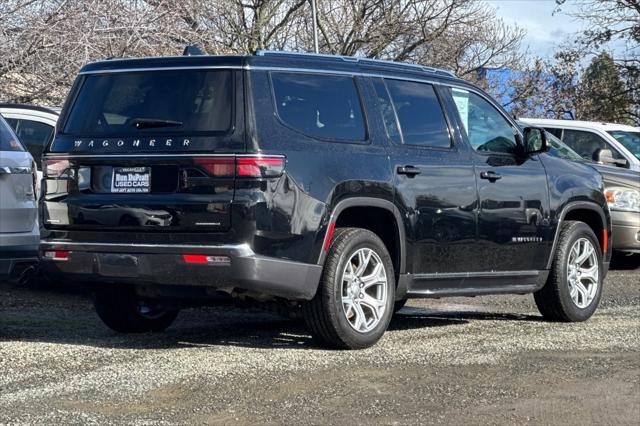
[397,166,421,176]
[480,171,502,181]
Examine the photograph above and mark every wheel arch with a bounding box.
[318,198,406,277]
[547,201,610,269]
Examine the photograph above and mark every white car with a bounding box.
[0,114,39,282]
[0,104,60,196]
[521,118,640,173]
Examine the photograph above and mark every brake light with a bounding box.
[236,157,285,178]
[193,157,235,177]
[43,158,70,177]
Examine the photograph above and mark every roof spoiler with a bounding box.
[183,45,205,56]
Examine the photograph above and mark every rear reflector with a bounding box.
[602,229,608,253]
[323,221,336,252]
[43,250,69,261]
[182,254,231,265]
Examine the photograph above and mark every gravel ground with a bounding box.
[0,258,638,425]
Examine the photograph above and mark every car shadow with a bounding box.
[1,281,546,351]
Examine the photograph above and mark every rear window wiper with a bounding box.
[131,118,184,130]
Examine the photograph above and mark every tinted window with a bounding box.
[450,88,517,154]
[544,127,563,138]
[6,119,54,163]
[384,80,450,148]
[545,131,583,161]
[0,116,24,151]
[271,73,366,141]
[64,70,233,136]
[372,79,401,144]
[608,131,640,160]
[562,129,625,163]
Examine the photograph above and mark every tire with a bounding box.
[94,286,179,333]
[534,221,603,322]
[393,298,408,314]
[303,227,395,349]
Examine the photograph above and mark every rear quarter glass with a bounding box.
[0,116,25,151]
[52,69,242,153]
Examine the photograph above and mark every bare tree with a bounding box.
[0,0,528,107]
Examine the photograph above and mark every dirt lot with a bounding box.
[1,257,638,425]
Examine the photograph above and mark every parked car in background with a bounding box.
[41,51,612,349]
[521,119,640,255]
[521,119,640,172]
[0,114,39,282]
[0,104,60,179]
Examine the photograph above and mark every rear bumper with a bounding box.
[39,241,323,300]
[611,210,640,253]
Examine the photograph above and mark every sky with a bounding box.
[486,0,585,59]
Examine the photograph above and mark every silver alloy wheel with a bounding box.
[341,247,388,333]
[567,238,599,309]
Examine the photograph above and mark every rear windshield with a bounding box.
[63,70,233,137]
[0,116,25,151]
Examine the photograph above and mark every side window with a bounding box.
[9,119,54,164]
[384,79,451,148]
[271,72,366,141]
[0,117,24,152]
[450,88,518,154]
[561,129,625,163]
[372,79,401,144]
[544,127,563,138]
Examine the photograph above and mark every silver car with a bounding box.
[0,114,39,282]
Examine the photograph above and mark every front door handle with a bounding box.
[480,171,502,181]
[397,165,421,176]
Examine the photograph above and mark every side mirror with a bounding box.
[523,127,548,155]
[594,149,629,168]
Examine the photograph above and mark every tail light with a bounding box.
[31,161,37,199]
[193,158,235,177]
[236,157,285,178]
[43,158,70,177]
[193,156,285,178]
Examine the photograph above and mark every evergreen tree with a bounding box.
[578,52,632,123]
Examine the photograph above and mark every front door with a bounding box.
[447,87,551,272]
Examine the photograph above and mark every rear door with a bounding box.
[0,117,37,233]
[371,78,479,276]
[43,68,244,233]
[447,87,551,272]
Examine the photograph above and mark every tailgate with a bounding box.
[42,155,236,232]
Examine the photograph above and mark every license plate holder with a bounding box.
[111,167,151,193]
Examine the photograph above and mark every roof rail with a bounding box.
[0,103,61,115]
[255,50,456,78]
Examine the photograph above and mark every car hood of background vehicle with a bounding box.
[591,164,640,190]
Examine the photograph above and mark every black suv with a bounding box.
[40,51,612,349]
